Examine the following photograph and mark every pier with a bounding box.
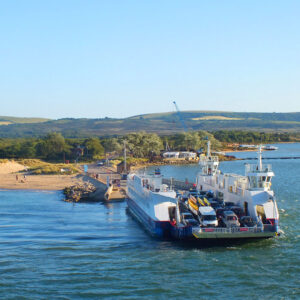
[240,156,300,160]
[79,163,127,202]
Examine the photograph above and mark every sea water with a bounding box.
[0,143,299,299]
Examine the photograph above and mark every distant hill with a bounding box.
[0,111,299,138]
[0,116,50,126]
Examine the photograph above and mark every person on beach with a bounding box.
[24,175,26,181]
[16,175,18,181]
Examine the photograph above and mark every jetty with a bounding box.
[64,164,127,202]
[241,156,300,160]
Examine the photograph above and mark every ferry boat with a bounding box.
[127,143,279,242]
[262,145,279,151]
[126,168,178,237]
[194,141,279,239]
[127,169,201,239]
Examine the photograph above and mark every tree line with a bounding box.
[213,130,292,143]
[0,130,295,162]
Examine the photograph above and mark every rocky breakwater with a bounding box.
[63,183,97,202]
[63,175,108,202]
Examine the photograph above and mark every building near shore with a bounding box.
[162,152,180,159]
[163,151,197,160]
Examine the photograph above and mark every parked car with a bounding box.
[189,188,198,194]
[230,206,246,219]
[181,212,199,226]
[189,190,201,198]
[224,202,235,208]
[198,206,218,227]
[220,210,240,228]
[209,200,224,210]
[216,207,227,218]
[209,200,219,209]
[206,190,214,198]
[240,216,256,227]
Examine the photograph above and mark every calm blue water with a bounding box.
[1,143,300,299]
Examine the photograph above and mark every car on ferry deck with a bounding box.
[240,216,256,227]
[230,206,246,219]
[198,206,218,227]
[220,211,240,228]
[181,212,199,226]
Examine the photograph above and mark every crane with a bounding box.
[173,101,188,132]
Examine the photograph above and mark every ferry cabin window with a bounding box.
[266,176,271,182]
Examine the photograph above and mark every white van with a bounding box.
[198,206,218,227]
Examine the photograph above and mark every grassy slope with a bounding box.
[17,159,79,174]
[0,116,50,124]
[0,111,299,137]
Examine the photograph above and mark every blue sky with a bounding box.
[0,0,299,119]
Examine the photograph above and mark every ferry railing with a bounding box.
[199,156,219,163]
[245,164,272,173]
[223,173,247,179]
[193,226,264,234]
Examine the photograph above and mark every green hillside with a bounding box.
[0,111,299,138]
[0,116,50,125]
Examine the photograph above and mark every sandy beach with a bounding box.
[0,161,26,174]
[0,161,107,191]
[0,173,86,190]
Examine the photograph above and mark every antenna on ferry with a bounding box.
[258,145,263,171]
[203,136,210,157]
[207,140,211,157]
[123,140,127,174]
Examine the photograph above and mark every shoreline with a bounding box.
[0,188,62,193]
[0,174,98,191]
[130,155,237,171]
[0,144,288,191]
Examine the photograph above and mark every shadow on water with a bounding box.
[172,236,277,250]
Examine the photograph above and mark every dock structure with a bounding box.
[242,156,300,160]
[82,164,127,202]
[104,185,126,202]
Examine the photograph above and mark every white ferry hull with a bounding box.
[127,173,178,237]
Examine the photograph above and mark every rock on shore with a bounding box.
[63,183,97,202]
